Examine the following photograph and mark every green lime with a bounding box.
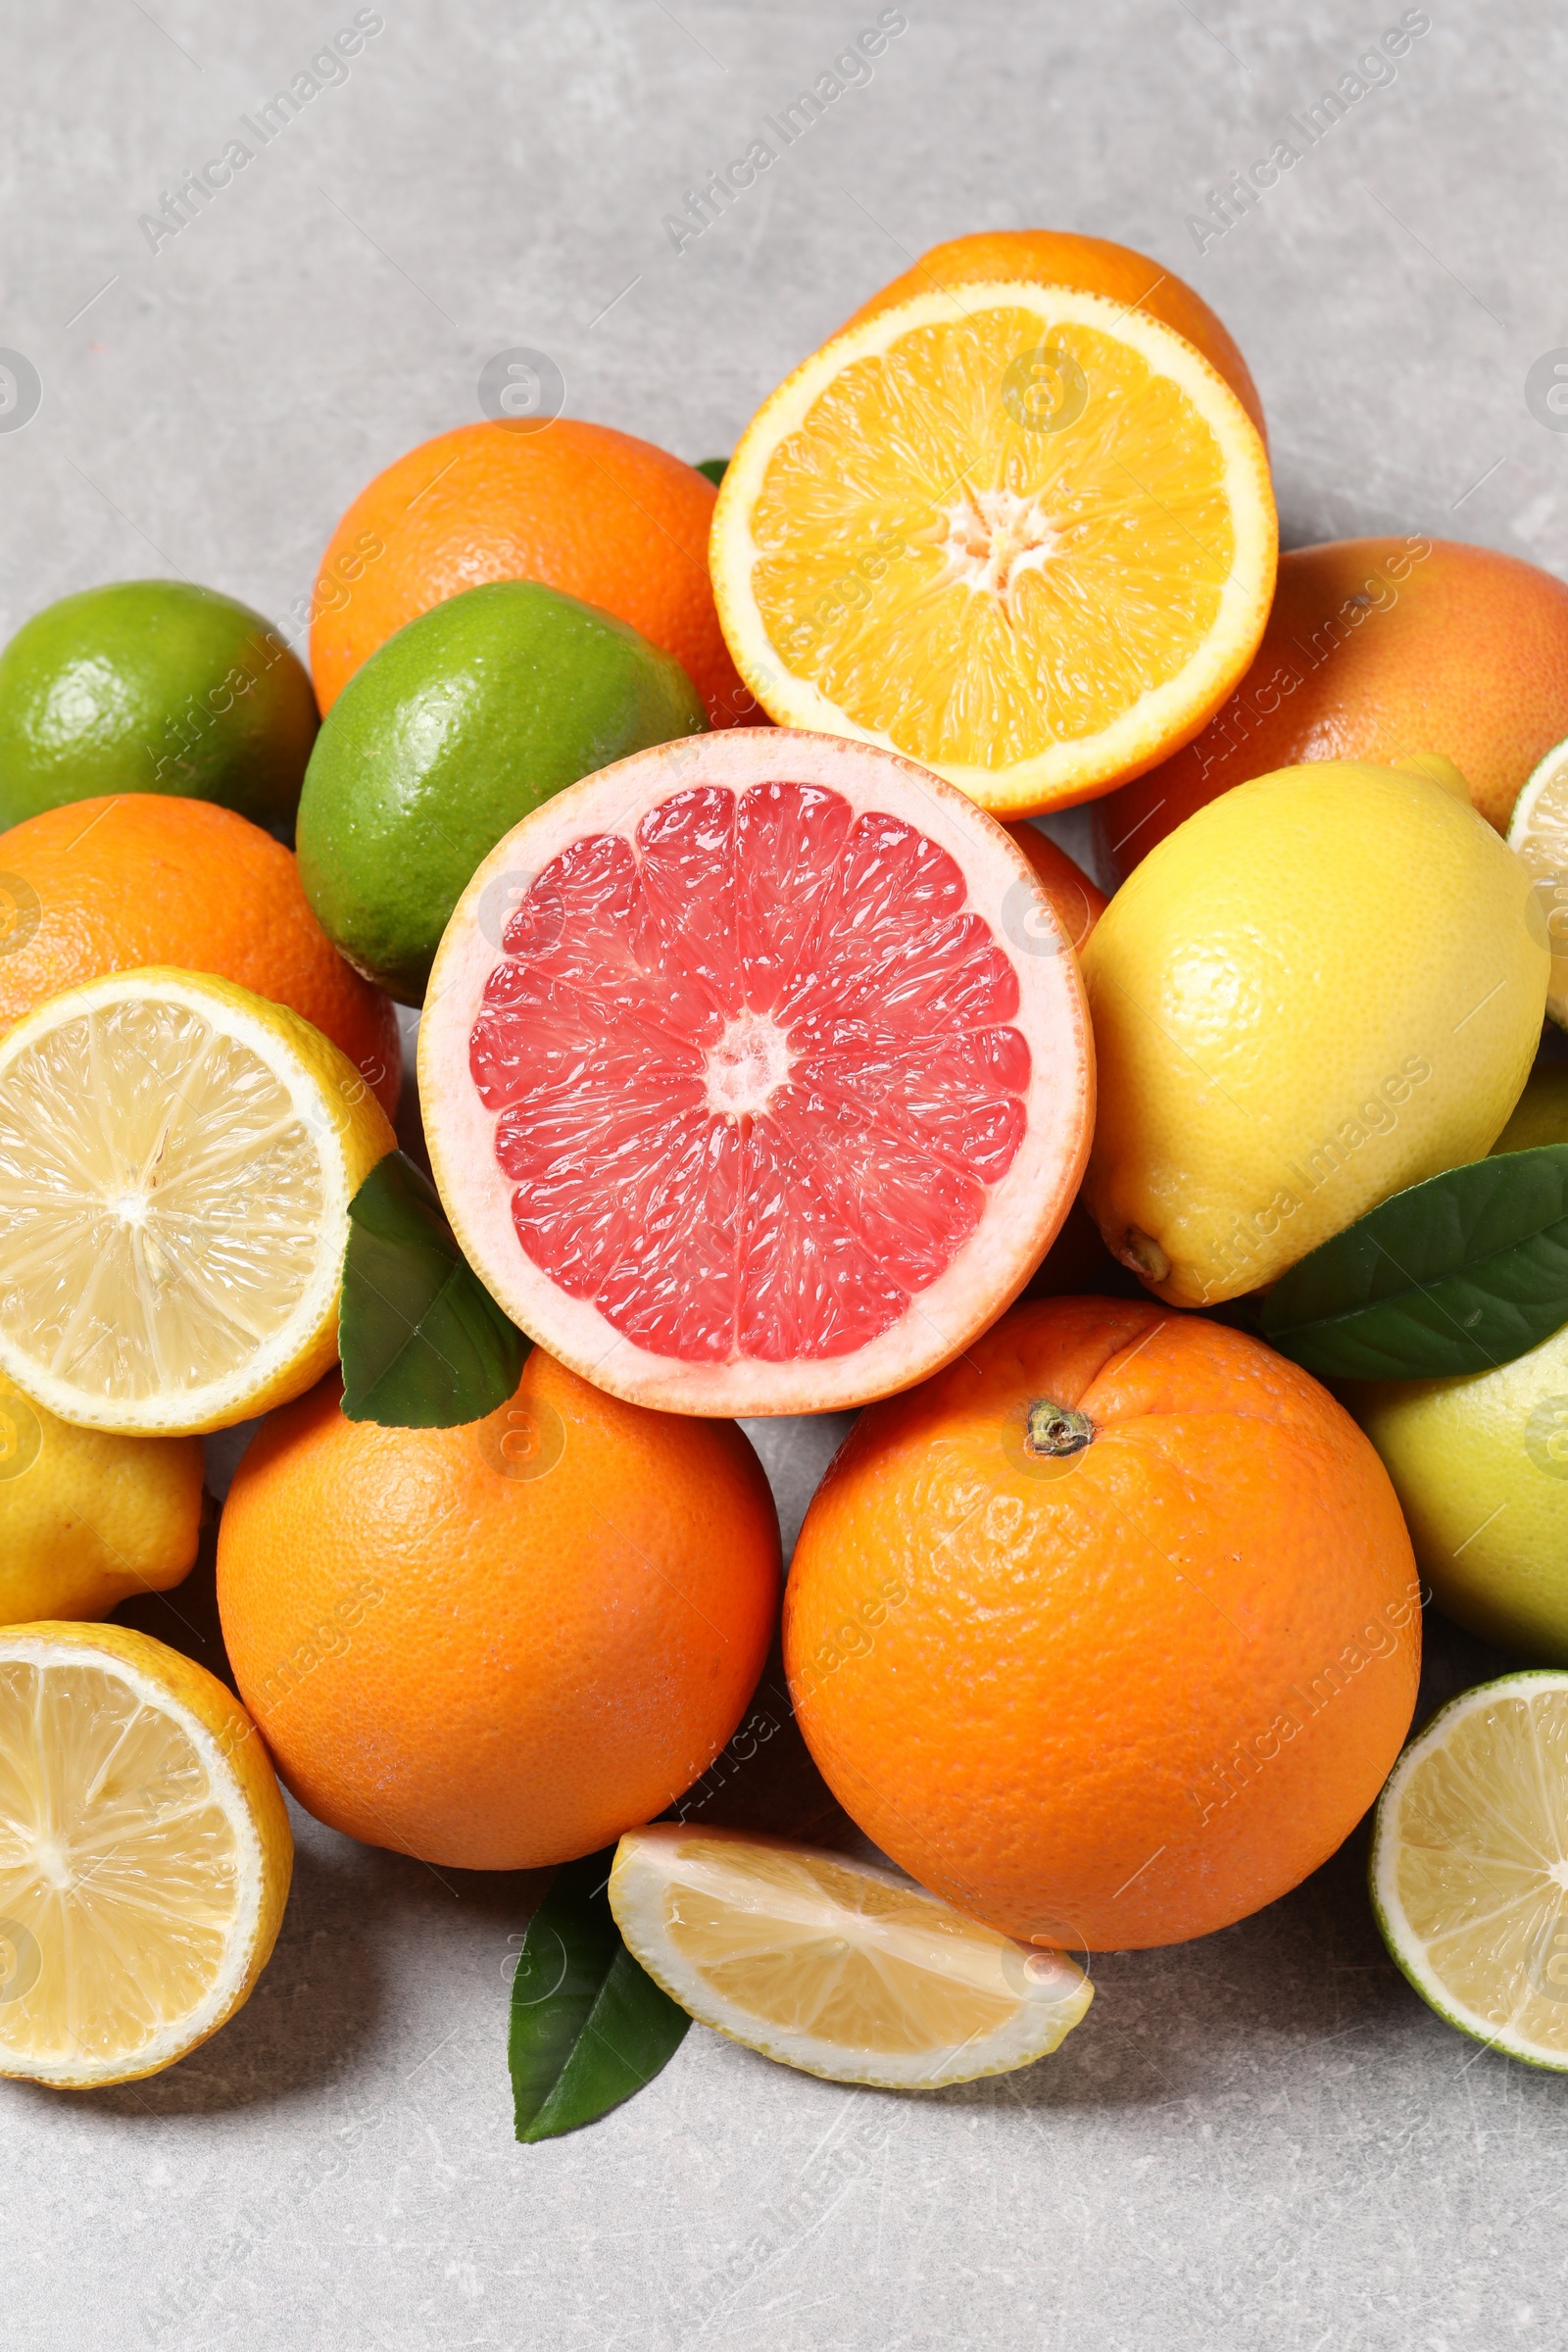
[1370,1672,1568,2069]
[0,580,318,834]
[295,579,708,1004]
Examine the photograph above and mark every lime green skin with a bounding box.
[0,580,318,834]
[295,580,709,1004]
[1353,1319,1568,1658]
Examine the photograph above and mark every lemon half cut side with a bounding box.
[0,966,394,1435]
[0,1621,292,2088]
[610,1824,1093,2090]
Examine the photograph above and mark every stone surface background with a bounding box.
[2,2,1566,2345]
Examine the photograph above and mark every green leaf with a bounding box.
[509,1849,690,2142]
[693,456,729,486]
[1260,1143,1568,1381]
[339,1151,527,1426]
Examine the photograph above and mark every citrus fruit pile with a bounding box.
[3,224,1568,2110]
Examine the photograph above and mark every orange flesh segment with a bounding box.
[749,310,1237,769]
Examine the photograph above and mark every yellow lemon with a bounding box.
[1353,1321,1568,1659]
[0,1620,291,2086]
[0,966,394,1435]
[1082,760,1548,1305]
[610,1825,1093,2090]
[1508,730,1568,1027]
[0,1369,203,1622]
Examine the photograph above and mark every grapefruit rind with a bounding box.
[419,730,1094,1417]
[1369,1671,1568,2072]
[710,282,1277,817]
[609,1824,1094,2091]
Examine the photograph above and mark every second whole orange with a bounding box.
[784,1296,1420,1951]
[216,1349,781,1871]
[310,419,755,729]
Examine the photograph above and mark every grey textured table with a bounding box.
[3,4,1565,2345]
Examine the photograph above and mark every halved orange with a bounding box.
[710,283,1277,817]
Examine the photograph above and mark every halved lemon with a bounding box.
[0,1621,292,2087]
[1508,732,1568,1026]
[609,1825,1093,2089]
[1371,1672,1568,2070]
[0,966,394,1434]
[710,281,1277,816]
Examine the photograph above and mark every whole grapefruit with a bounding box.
[1096,536,1568,872]
[784,1296,1420,1950]
[310,418,753,729]
[216,1350,781,1871]
[0,794,401,1116]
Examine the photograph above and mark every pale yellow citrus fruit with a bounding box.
[710,282,1276,816]
[0,1369,203,1623]
[0,967,394,1434]
[1082,759,1549,1306]
[0,1620,292,2087]
[1371,1672,1568,2069]
[1507,731,1568,1027]
[1353,1320,1568,1660]
[1492,1062,1568,1155]
[609,1824,1093,2089]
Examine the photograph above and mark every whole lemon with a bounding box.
[1354,1325,1568,1659]
[1083,760,1548,1306]
[0,1372,204,1623]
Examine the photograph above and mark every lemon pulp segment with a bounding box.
[0,994,324,1403]
[0,1652,257,2082]
[611,1826,1093,2088]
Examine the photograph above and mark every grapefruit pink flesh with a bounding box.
[421,731,1094,1415]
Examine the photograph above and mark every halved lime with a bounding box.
[1370,1671,1568,2068]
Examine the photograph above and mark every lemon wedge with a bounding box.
[0,1621,292,2087]
[710,281,1276,815]
[1371,1672,1568,2069]
[0,966,393,1434]
[609,1825,1093,2089]
[1507,732,1568,1027]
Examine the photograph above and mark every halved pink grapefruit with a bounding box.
[418,730,1094,1414]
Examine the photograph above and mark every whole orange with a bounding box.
[1096,535,1568,873]
[784,1296,1419,1951]
[216,1351,781,1871]
[0,794,401,1116]
[310,419,753,729]
[839,227,1266,442]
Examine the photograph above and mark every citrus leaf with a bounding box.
[1260,1144,1568,1380]
[339,1151,526,1426]
[694,456,729,486]
[509,1849,690,2142]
